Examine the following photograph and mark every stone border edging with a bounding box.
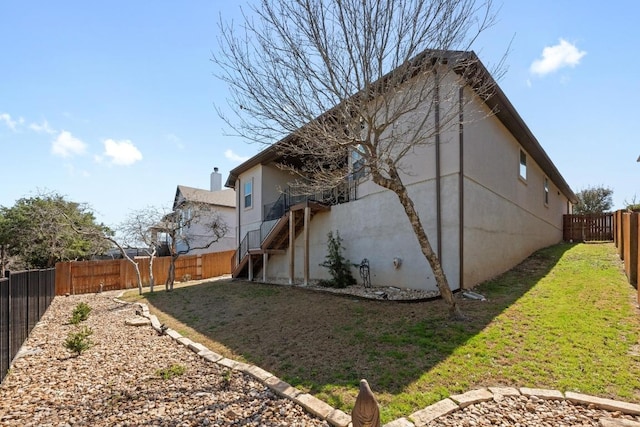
[114,293,351,427]
[385,386,640,427]
[115,292,640,427]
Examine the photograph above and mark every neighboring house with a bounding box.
[170,168,237,255]
[225,51,577,292]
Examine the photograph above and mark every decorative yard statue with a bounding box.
[351,379,381,427]
[359,258,371,288]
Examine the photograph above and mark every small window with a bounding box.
[244,180,253,208]
[519,150,527,180]
[544,178,549,205]
[351,145,365,180]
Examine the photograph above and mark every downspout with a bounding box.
[434,69,442,259]
[237,178,241,251]
[458,86,465,291]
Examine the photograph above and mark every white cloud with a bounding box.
[0,113,19,131]
[530,39,586,76]
[30,119,56,134]
[52,131,87,157]
[102,139,143,166]
[225,149,249,163]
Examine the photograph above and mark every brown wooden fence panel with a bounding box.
[614,210,621,248]
[622,213,639,285]
[616,210,625,258]
[152,257,171,285]
[563,213,614,242]
[55,251,234,295]
[70,259,123,295]
[55,261,71,296]
[202,250,234,278]
[175,255,198,281]
[611,210,640,303]
[635,213,640,287]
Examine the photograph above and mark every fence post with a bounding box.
[618,211,626,259]
[627,214,638,286]
[1,272,9,383]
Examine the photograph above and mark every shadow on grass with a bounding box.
[136,244,574,396]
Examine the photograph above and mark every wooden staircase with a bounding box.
[232,201,330,279]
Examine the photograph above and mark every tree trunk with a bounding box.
[373,165,464,319]
[0,245,6,274]
[166,254,178,292]
[133,262,143,295]
[148,254,155,293]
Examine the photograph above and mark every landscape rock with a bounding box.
[0,291,329,426]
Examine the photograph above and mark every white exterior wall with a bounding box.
[264,172,462,292]
[180,205,237,255]
[237,164,263,239]
[236,164,294,243]
[263,70,463,291]
[461,86,569,286]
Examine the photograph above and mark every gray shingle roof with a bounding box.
[174,185,236,209]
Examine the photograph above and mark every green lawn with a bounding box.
[123,243,640,423]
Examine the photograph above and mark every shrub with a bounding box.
[156,364,186,380]
[319,231,356,289]
[64,326,93,356]
[69,302,92,324]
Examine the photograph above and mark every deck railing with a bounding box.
[233,179,357,275]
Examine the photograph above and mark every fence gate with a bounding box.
[563,213,614,242]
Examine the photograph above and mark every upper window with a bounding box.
[519,150,527,180]
[351,145,365,181]
[544,177,549,205]
[244,179,253,208]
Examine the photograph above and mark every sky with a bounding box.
[1,1,638,227]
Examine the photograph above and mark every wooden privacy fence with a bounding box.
[1,268,56,384]
[55,250,234,295]
[563,213,614,242]
[614,211,640,295]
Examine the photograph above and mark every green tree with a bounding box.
[0,193,112,269]
[574,186,613,214]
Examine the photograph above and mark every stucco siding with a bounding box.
[237,164,263,238]
[462,176,563,286]
[264,174,461,292]
[460,96,568,287]
[182,206,237,255]
[261,166,292,207]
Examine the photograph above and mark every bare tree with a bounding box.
[153,202,228,291]
[117,206,166,293]
[54,205,150,295]
[213,0,505,318]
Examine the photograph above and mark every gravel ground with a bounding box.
[0,291,329,427]
[424,394,640,427]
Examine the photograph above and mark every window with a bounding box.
[244,179,253,208]
[519,150,527,180]
[544,177,549,205]
[351,145,365,181]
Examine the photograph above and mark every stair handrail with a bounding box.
[233,179,356,274]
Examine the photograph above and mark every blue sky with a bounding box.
[1,1,638,227]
